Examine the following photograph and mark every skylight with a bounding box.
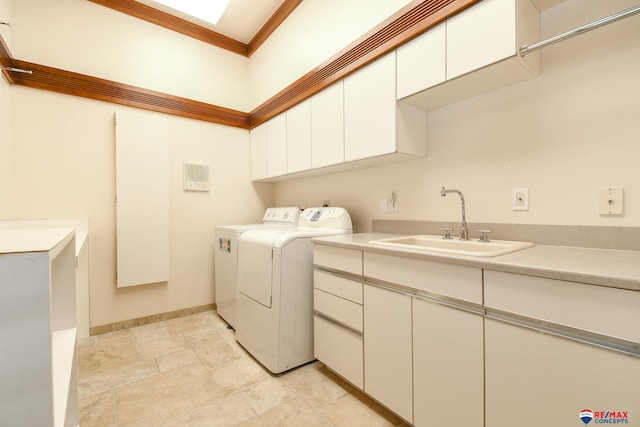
[151,0,231,25]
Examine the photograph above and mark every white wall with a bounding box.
[10,0,251,111]
[275,0,640,231]
[249,0,413,108]
[9,86,273,325]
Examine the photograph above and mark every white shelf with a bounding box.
[0,228,78,426]
[52,327,77,427]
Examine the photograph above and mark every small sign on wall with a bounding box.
[183,162,210,192]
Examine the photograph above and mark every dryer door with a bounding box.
[237,230,277,308]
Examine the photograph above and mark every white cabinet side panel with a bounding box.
[115,111,169,287]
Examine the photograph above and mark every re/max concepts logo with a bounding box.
[580,409,630,424]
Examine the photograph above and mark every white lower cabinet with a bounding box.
[315,243,639,427]
[363,283,413,423]
[485,319,640,427]
[413,296,484,427]
[313,246,364,388]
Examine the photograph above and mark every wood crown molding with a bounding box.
[2,0,477,130]
[88,0,302,57]
[4,59,250,128]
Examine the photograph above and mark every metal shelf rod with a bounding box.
[520,4,640,57]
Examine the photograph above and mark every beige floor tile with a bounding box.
[318,390,404,427]
[130,322,171,344]
[237,397,331,427]
[79,390,116,427]
[156,348,200,373]
[78,358,159,398]
[166,310,227,336]
[280,361,352,409]
[79,337,141,377]
[114,363,225,425]
[137,334,189,359]
[191,334,243,369]
[211,358,271,395]
[179,392,257,426]
[95,329,134,347]
[242,377,297,414]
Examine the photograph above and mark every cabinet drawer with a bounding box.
[314,270,362,304]
[314,289,363,332]
[314,245,362,275]
[364,252,482,304]
[314,315,364,389]
[485,270,640,342]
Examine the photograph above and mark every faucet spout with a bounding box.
[440,187,469,240]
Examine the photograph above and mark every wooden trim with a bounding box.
[0,33,17,83]
[248,0,480,127]
[4,0,476,129]
[88,0,248,56]
[247,0,303,57]
[7,59,250,128]
[87,0,303,57]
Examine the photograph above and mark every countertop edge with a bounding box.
[312,233,640,292]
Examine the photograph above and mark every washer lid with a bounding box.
[239,228,352,249]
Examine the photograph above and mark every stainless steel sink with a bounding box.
[369,235,534,257]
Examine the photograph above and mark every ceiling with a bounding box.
[134,0,287,44]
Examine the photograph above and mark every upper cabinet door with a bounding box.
[266,112,287,178]
[396,23,446,100]
[447,0,516,80]
[344,52,397,163]
[250,123,268,181]
[311,81,344,169]
[286,99,312,174]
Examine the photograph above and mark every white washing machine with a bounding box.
[214,207,301,328]
[235,207,352,373]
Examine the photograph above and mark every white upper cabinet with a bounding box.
[250,123,268,181]
[396,23,446,100]
[266,112,287,178]
[345,52,427,164]
[250,113,288,180]
[311,81,345,169]
[399,0,540,110]
[344,52,397,162]
[447,0,518,80]
[286,99,312,174]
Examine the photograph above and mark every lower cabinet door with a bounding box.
[314,315,363,388]
[413,297,484,427]
[485,318,640,427]
[363,284,413,423]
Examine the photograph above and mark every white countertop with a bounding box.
[0,228,75,254]
[312,233,640,292]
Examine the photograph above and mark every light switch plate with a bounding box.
[598,187,623,215]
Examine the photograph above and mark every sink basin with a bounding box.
[369,235,534,257]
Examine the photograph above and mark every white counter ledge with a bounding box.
[312,233,640,292]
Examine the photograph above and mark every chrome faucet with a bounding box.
[440,187,469,240]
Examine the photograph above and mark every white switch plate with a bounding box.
[379,198,388,213]
[513,188,529,211]
[598,187,623,215]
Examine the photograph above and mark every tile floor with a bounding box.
[78,310,408,426]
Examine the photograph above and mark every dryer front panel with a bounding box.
[237,231,275,308]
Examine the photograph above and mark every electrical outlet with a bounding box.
[389,191,399,213]
[513,188,529,211]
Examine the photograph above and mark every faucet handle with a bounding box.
[440,227,453,240]
[477,229,492,242]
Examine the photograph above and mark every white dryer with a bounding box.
[235,207,352,373]
[214,207,300,328]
